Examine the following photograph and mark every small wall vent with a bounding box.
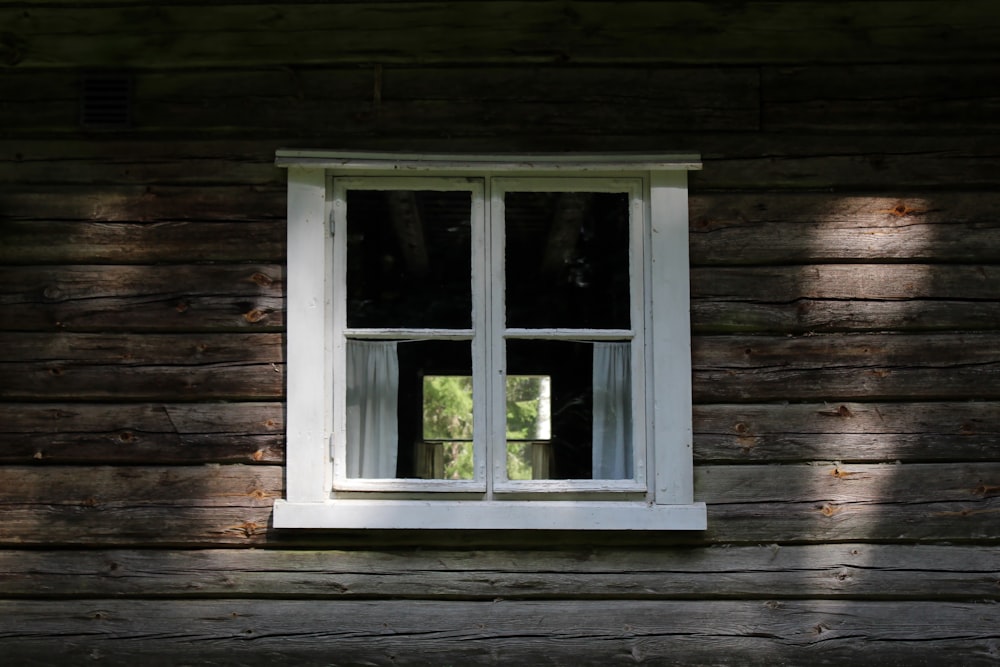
[80,72,132,130]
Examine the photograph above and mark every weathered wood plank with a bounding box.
[0,332,283,400]
[0,464,995,546]
[689,192,1000,264]
[0,265,285,331]
[691,264,1000,333]
[5,191,999,264]
[694,401,1000,463]
[0,544,995,600]
[3,332,997,403]
[1,401,995,466]
[692,333,1000,402]
[0,221,285,265]
[0,66,759,135]
[0,185,285,223]
[0,402,284,464]
[0,140,283,186]
[6,264,997,334]
[763,63,1000,132]
[1,599,997,666]
[4,135,1000,189]
[3,2,999,68]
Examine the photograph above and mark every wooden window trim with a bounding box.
[274,151,706,531]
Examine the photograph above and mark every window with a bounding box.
[274,152,706,530]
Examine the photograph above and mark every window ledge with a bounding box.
[273,499,707,531]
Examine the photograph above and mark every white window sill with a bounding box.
[273,499,707,531]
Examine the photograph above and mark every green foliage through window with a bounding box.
[422,375,551,480]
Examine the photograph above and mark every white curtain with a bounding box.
[592,342,632,479]
[345,340,399,478]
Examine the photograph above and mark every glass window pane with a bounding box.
[505,375,551,480]
[347,339,474,479]
[347,189,472,328]
[505,191,630,329]
[505,339,632,480]
[422,375,474,480]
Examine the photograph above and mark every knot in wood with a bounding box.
[251,272,274,287]
[239,521,261,538]
[819,503,841,517]
[243,308,268,324]
[42,285,63,301]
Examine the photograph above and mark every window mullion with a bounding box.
[485,178,507,497]
[471,179,494,496]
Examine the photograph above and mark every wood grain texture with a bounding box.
[762,63,1000,132]
[5,135,1000,189]
[691,264,1000,333]
[3,1,999,68]
[0,464,994,546]
[694,401,1000,463]
[1,400,995,466]
[1,599,997,666]
[0,332,283,400]
[0,402,284,464]
[0,264,285,332]
[0,544,995,600]
[0,185,285,223]
[692,333,1000,402]
[0,66,760,136]
[5,191,998,263]
[689,192,1000,264]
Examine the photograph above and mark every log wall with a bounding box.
[1,2,998,664]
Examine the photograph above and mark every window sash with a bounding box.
[490,178,647,493]
[329,175,650,496]
[330,177,488,492]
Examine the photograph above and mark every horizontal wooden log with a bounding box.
[695,298,1000,334]
[0,400,996,466]
[0,402,283,464]
[0,66,760,135]
[694,265,1000,301]
[694,401,1000,463]
[689,192,1000,264]
[0,221,284,265]
[692,264,1000,333]
[4,191,999,264]
[1,599,997,666]
[0,543,995,600]
[0,463,995,546]
[6,263,997,334]
[3,332,998,403]
[0,265,285,332]
[0,332,283,400]
[762,63,1000,132]
[4,135,1000,189]
[3,2,999,68]
[0,185,285,223]
[693,333,1000,402]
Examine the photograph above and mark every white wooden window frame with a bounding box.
[273,151,706,531]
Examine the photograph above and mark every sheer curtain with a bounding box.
[592,342,632,479]
[345,340,399,478]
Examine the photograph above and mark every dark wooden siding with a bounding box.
[1,2,998,664]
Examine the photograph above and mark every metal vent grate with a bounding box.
[80,72,132,130]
